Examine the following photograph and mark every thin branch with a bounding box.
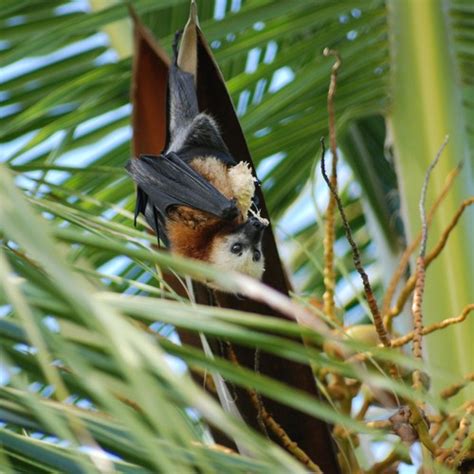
[411,256,425,363]
[321,48,342,326]
[436,415,461,448]
[383,164,462,321]
[365,420,392,430]
[406,402,438,454]
[449,403,473,467]
[412,137,448,390]
[367,408,436,454]
[355,395,372,421]
[382,162,462,327]
[385,197,474,324]
[390,304,473,348]
[369,449,400,473]
[450,433,474,469]
[419,136,449,258]
[320,138,391,348]
[332,424,362,472]
[424,197,473,265]
[441,371,474,400]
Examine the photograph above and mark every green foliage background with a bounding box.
[0,0,472,472]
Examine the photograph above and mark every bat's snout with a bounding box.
[242,216,267,244]
[249,216,267,231]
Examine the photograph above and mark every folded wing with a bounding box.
[126,153,239,243]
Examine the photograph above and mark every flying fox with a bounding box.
[126,35,268,280]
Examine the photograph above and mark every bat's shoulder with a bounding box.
[188,156,232,197]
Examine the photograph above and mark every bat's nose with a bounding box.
[249,216,266,230]
[243,216,267,244]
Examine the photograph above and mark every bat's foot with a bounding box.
[172,29,183,63]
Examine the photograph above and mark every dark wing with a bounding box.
[167,41,232,162]
[126,153,238,243]
[168,64,199,143]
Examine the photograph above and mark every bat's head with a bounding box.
[208,216,268,279]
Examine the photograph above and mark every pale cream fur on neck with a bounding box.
[227,161,255,217]
[190,157,256,218]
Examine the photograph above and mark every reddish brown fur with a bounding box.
[167,218,235,260]
[165,157,245,260]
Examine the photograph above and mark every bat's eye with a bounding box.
[253,249,261,262]
[231,243,243,254]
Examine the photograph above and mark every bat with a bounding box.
[126,33,268,280]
